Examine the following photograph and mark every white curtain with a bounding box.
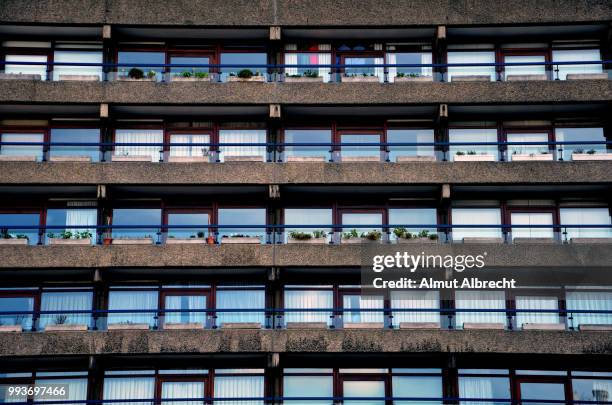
[504,55,546,77]
[35,379,87,402]
[318,44,331,83]
[216,290,265,326]
[53,51,103,80]
[421,52,433,77]
[162,381,205,405]
[511,212,554,240]
[459,377,501,405]
[170,134,210,157]
[164,295,206,326]
[343,380,385,405]
[114,129,164,162]
[386,53,397,83]
[218,130,266,161]
[284,44,298,76]
[566,291,612,327]
[5,54,47,79]
[342,295,384,324]
[560,208,612,239]
[284,290,333,324]
[391,290,440,324]
[39,291,92,329]
[214,376,264,405]
[451,208,502,241]
[506,132,549,157]
[107,290,158,327]
[66,209,97,240]
[103,377,155,405]
[515,296,559,327]
[447,51,495,81]
[455,290,506,326]
[0,133,44,160]
[552,49,602,80]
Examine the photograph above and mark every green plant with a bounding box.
[573,148,584,154]
[342,229,360,239]
[289,231,313,240]
[467,151,477,155]
[146,70,156,79]
[587,149,597,155]
[194,71,209,79]
[1,228,11,239]
[181,71,193,78]
[79,231,92,239]
[53,314,68,325]
[128,68,144,79]
[303,70,319,78]
[418,230,430,238]
[361,230,382,241]
[455,151,465,156]
[428,233,439,241]
[237,69,254,79]
[197,231,205,238]
[312,230,327,238]
[60,230,73,239]
[15,234,28,239]
[393,227,408,239]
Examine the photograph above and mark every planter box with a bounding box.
[0,239,28,245]
[572,153,612,161]
[396,155,436,162]
[164,322,203,330]
[579,324,612,331]
[117,77,156,82]
[224,156,265,162]
[286,156,327,162]
[167,156,210,163]
[48,238,92,245]
[227,76,266,82]
[506,74,547,81]
[286,322,328,329]
[399,322,440,329]
[166,238,207,244]
[513,237,555,244]
[342,238,380,244]
[454,154,496,162]
[462,237,504,244]
[511,153,553,161]
[221,237,262,244]
[0,155,37,162]
[49,156,92,162]
[0,325,22,332]
[566,73,608,80]
[463,323,505,330]
[220,322,261,329]
[450,75,491,82]
[58,75,100,81]
[343,322,384,329]
[112,237,155,245]
[397,237,438,244]
[171,76,211,82]
[0,73,42,80]
[107,323,150,330]
[111,155,153,162]
[341,156,380,162]
[287,237,327,244]
[570,238,612,244]
[341,76,380,83]
[44,324,88,332]
[394,76,433,82]
[284,76,324,83]
[522,323,565,331]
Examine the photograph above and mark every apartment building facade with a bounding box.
[0,0,612,404]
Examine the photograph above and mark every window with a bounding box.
[161,379,206,405]
[340,211,383,242]
[559,207,611,240]
[552,49,602,80]
[111,208,161,240]
[515,294,560,327]
[518,380,566,405]
[387,52,433,82]
[107,288,158,328]
[161,290,208,328]
[214,370,264,405]
[458,370,511,405]
[392,371,443,405]
[0,212,41,245]
[455,290,506,327]
[506,131,551,159]
[45,207,98,244]
[341,293,384,326]
[4,54,48,79]
[0,293,35,330]
[114,129,164,162]
[342,55,384,82]
[0,132,44,161]
[447,51,495,81]
[572,377,612,403]
[103,374,155,405]
[169,133,211,159]
[39,290,93,330]
[391,290,440,325]
[283,373,333,405]
[451,208,502,241]
[52,51,103,80]
[169,55,211,78]
[218,208,266,241]
[283,129,332,161]
[503,53,546,79]
[510,212,554,240]
[218,130,266,162]
[555,127,606,160]
[387,129,435,161]
[284,208,332,243]
[35,374,88,402]
[343,379,385,405]
[339,132,383,161]
[49,128,101,162]
[566,291,612,327]
[215,287,265,326]
[449,129,499,161]
[166,211,211,240]
[117,51,165,80]
[388,208,437,241]
[283,287,333,325]
[220,52,267,82]
[284,44,331,82]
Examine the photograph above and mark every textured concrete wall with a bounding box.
[0,80,610,105]
[0,161,611,185]
[0,243,610,269]
[0,0,610,26]
[1,329,611,357]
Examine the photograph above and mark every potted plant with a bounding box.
[285,69,324,83]
[228,69,266,82]
[571,148,612,161]
[342,229,381,243]
[167,148,210,163]
[454,150,496,162]
[173,70,210,82]
[394,72,433,82]
[0,228,28,245]
[44,314,88,331]
[220,233,262,244]
[510,149,553,161]
[48,230,93,245]
[166,230,207,244]
[341,72,379,83]
[108,320,150,330]
[288,230,328,244]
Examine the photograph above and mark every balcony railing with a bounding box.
[0,223,610,245]
[1,307,611,332]
[0,59,610,83]
[0,141,610,163]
